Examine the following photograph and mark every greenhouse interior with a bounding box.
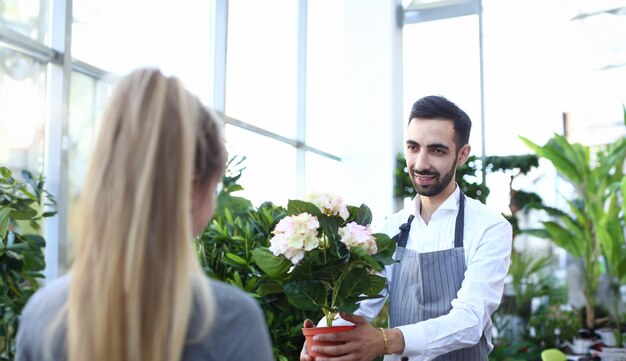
[1,0,626,360]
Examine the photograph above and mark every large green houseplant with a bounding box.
[520,111,626,336]
[0,167,56,360]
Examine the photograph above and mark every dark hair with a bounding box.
[408,95,472,151]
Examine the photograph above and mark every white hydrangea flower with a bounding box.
[269,213,320,265]
[338,222,378,255]
[305,191,350,221]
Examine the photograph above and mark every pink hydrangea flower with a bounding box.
[305,191,350,221]
[269,213,320,265]
[338,222,378,255]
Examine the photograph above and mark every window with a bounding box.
[0,47,47,174]
[224,1,344,207]
[225,0,298,138]
[72,0,215,100]
[224,124,297,207]
[0,0,49,43]
[402,15,482,156]
[306,1,345,156]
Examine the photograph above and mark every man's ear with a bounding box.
[456,144,471,165]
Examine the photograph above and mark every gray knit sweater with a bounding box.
[15,274,274,361]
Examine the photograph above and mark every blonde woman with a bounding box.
[15,69,274,361]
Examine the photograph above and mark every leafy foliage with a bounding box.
[0,167,56,360]
[195,156,320,361]
[521,121,626,335]
[500,250,552,319]
[528,304,581,349]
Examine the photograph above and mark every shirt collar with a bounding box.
[412,184,460,218]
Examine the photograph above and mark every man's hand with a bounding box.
[300,319,315,361]
[307,313,405,361]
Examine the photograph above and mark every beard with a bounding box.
[410,161,456,197]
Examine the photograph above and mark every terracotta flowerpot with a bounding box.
[302,325,356,360]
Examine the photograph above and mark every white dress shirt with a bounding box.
[356,187,513,360]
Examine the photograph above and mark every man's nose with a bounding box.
[411,151,429,172]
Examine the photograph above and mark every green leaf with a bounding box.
[230,271,244,288]
[622,177,626,224]
[225,252,248,266]
[350,246,382,272]
[373,233,396,264]
[319,215,342,257]
[6,243,30,252]
[543,221,582,258]
[284,280,326,311]
[10,207,38,220]
[0,166,10,178]
[257,281,284,296]
[287,199,323,218]
[289,251,338,283]
[338,302,360,314]
[366,274,387,295]
[521,228,549,238]
[346,206,360,222]
[251,247,292,279]
[356,204,373,226]
[0,208,10,236]
[215,193,252,217]
[336,267,370,304]
[519,135,582,185]
[22,235,45,248]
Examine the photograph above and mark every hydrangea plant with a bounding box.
[252,192,396,328]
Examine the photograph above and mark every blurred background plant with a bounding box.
[0,167,56,360]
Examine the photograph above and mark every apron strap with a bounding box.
[454,192,466,248]
[392,214,414,248]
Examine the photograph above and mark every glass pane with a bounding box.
[66,72,110,264]
[72,0,214,101]
[0,0,49,43]
[304,152,344,196]
[0,47,47,174]
[225,125,297,207]
[403,15,482,156]
[481,0,579,155]
[306,1,344,157]
[225,0,297,138]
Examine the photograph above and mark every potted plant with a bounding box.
[520,110,626,338]
[0,167,56,359]
[252,192,396,358]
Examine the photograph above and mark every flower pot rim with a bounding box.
[302,324,356,336]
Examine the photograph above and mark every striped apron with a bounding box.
[385,193,489,361]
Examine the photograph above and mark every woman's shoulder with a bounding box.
[184,278,274,361]
[21,274,71,319]
[16,274,70,361]
[207,278,263,317]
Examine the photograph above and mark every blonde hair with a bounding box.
[66,68,226,361]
